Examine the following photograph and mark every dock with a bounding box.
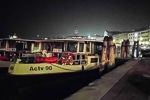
[65,59,150,100]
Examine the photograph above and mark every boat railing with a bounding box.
[15,51,99,65]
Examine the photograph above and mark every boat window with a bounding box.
[86,42,90,52]
[79,43,84,52]
[24,42,32,51]
[96,44,102,55]
[52,42,63,52]
[92,42,103,55]
[0,41,6,48]
[53,42,62,49]
[82,55,85,59]
[16,43,24,51]
[47,43,52,52]
[67,42,77,52]
[9,41,16,48]
[33,42,39,51]
[24,43,28,49]
[42,43,48,50]
[0,51,5,56]
[77,55,80,59]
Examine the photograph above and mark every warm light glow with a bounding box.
[88,35,91,38]
[146,41,149,44]
[134,33,138,37]
[140,37,143,41]
[134,32,138,41]
[113,39,115,42]
[44,38,48,40]
[120,39,123,43]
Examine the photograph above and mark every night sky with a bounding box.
[0,0,150,38]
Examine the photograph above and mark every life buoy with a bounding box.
[68,54,73,65]
[61,53,73,65]
[61,56,66,64]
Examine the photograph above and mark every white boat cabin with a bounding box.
[0,38,34,61]
[20,36,103,65]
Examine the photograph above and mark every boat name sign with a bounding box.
[29,66,52,71]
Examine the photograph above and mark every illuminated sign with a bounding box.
[53,48,62,52]
[6,48,16,51]
[0,48,6,50]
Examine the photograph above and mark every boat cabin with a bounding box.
[19,36,103,65]
[51,38,103,65]
[0,38,34,61]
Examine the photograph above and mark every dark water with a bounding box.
[0,70,99,100]
[0,59,128,100]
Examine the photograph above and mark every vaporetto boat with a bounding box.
[8,35,116,76]
[0,37,38,68]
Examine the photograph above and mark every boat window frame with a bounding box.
[79,42,84,52]
[91,42,103,55]
[85,41,91,53]
[31,42,40,53]
[0,40,6,49]
[8,40,16,48]
[52,42,64,53]
[66,41,78,52]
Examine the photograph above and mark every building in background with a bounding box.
[104,27,150,47]
[104,26,150,57]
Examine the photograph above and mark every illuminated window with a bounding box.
[79,43,84,52]
[33,42,39,51]
[0,41,5,48]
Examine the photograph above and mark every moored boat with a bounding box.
[0,36,37,69]
[9,36,114,76]
[5,35,120,87]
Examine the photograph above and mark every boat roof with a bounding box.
[0,36,104,43]
[48,35,104,42]
[50,38,103,42]
[0,38,45,42]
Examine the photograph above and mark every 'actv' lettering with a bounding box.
[29,66,52,71]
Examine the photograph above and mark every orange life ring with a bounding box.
[61,56,66,64]
[61,53,73,65]
[68,55,73,65]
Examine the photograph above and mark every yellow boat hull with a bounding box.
[8,63,99,75]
